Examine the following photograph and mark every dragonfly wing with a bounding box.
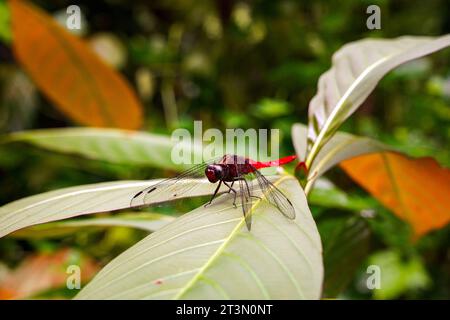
[238,177,253,231]
[130,159,218,207]
[251,168,296,220]
[233,163,255,231]
[142,177,210,206]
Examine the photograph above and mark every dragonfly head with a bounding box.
[205,164,224,183]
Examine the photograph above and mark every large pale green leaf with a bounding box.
[9,213,175,239]
[0,178,219,238]
[4,127,202,171]
[306,35,450,169]
[292,123,388,194]
[4,127,275,171]
[75,177,323,300]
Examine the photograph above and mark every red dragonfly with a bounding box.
[131,154,298,230]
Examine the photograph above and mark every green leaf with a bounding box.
[306,35,450,169]
[75,177,323,300]
[4,127,202,171]
[292,123,388,194]
[0,0,11,44]
[251,98,292,118]
[0,179,218,238]
[367,250,430,299]
[309,178,377,212]
[9,213,175,239]
[320,216,371,298]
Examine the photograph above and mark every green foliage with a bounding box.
[367,250,431,299]
[0,0,449,300]
[0,0,11,44]
[320,215,371,298]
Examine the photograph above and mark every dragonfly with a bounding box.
[131,154,299,231]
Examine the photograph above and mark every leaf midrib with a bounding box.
[173,175,293,299]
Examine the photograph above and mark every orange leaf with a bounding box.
[340,152,450,238]
[9,0,143,129]
[0,248,99,299]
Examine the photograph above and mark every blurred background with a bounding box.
[0,0,449,299]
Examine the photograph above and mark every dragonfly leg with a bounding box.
[223,181,237,207]
[227,180,235,193]
[205,180,222,207]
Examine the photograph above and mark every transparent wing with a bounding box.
[130,156,224,208]
[232,163,255,231]
[238,177,253,231]
[251,168,296,220]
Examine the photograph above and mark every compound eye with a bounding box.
[205,167,217,182]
